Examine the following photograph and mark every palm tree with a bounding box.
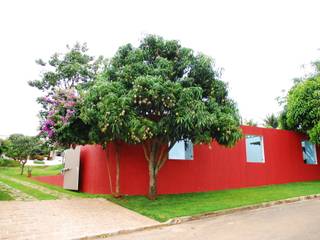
[244,119,258,127]
[263,114,278,129]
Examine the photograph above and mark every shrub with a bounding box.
[34,160,45,164]
[0,158,20,167]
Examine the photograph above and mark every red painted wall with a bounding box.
[79,126,320,195]
[33,175,63,187]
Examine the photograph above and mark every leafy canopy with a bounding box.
[29,43,104,93]
[4,134,37,160]
[285,76,320,143]
[263,114,278,129]
[81,35,242,147]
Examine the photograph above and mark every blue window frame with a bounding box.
[302,140,317,165]
[169,140,193,160]
[245,135,265,163]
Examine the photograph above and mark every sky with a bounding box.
[0,0,320,137]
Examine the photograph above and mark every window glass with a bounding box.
[245,135,265,163]
[169,140,193,160]
[302,141,317,165]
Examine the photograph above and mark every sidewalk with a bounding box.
[0,198,158,240]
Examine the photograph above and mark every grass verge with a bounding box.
[0,176,57,200]
[110,181,320,222]
[0,190,13,200]
[0,166,111,199]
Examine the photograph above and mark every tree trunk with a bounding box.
[148,155,157,200]
[143,138,172,200]
[114,143,121,198]
[20,160,27,175]
[105,146,113,195]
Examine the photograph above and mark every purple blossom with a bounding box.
[43,96,55,104]
[39,88,79,139]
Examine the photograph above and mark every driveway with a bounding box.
[108,198,320,240]
[0,198,158,240]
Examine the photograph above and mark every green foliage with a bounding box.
[263,114,278,129]
[283,75,320,143]
[28,43,105,93]
[244,119,258,127]
[81,35,242,147]
[4,134,37,161]
[33,160,45,164]
[81,35,242,199]
[0,158,20,167]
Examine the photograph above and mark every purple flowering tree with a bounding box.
[30,43,102,147]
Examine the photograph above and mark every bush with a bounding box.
[33,160,45,164]
[0,158,20,167]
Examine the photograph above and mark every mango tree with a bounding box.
[81,35,242,200]
[280,63,320,143]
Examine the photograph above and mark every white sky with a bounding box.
[0,0,319,137]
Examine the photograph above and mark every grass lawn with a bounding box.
[0,166,111,199]
[0,176,57,200]
[0,190,13,200]
[0,164,63,177]
[111,181,320,222]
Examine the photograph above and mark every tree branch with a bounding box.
[142,143,150,162]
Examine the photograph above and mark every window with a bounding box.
[301,140,317,165]
[169,140,193,160]
[245,135,265,163]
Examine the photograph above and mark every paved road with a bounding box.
[108,198,320,240]
[0,198,158,240]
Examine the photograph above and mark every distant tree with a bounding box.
[29,137,52,159]
[263,114,278,128]
[0,139,4,156]
[244,119,258,127]
[4,134,38,175]
[279,60,320,143]
[81,35,242,200]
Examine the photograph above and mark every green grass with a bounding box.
[0,164,63,177]
[110,181,320,222]
[0,166,111,199]
[0,190,13,200]
[0,176,57,200]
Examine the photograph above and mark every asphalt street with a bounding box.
[108,198,320,240]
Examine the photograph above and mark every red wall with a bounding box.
[79,126,320,195]
[33,175,64,187]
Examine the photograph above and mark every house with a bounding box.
[35,126,320,195]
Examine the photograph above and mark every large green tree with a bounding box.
[283,76,320,143]
[81,35,242,199]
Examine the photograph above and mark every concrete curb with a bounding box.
[80,194,320,239]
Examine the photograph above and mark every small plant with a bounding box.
[27,166,32,177]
